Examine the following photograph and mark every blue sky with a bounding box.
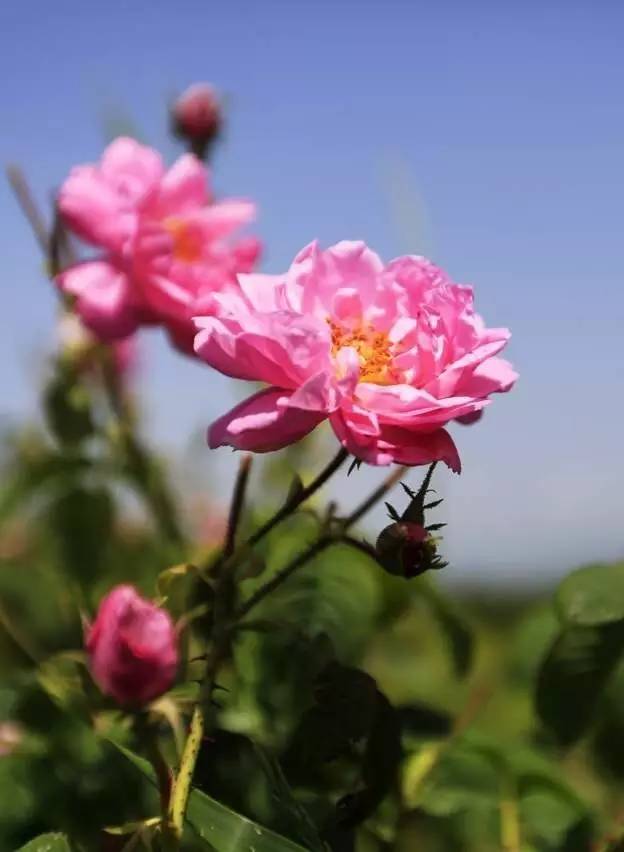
[1,1,623,586]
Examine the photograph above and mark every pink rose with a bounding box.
[195,241,517,470]
[56,137,260,355]
[86,585,178,707]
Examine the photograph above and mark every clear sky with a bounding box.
[1,1,623,587]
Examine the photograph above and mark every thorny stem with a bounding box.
[170,459,403,845]
[202,446,349,580]
[237,465,407,620]
[168,457,252,844]
[246,446,349,548]
[224,455,253,559]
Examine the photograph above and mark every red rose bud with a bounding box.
[172,83,222,158]
[86,585,178,707]
[376,522,441,579]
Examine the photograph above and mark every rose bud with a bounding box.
[86,585,178,707]
[376,522,440,579]
[171,83,222,158]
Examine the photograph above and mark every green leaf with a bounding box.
[416,740,501,817]
[48,486,114,584]
[254,745,328,852]
[556,562,624,627]
[536,623,624,745]
[44,374,93,446]
[0,450,89,529]
[16,834,71,852]
[519,777,593,851]
[418,580,473,677]
[108,740,310,851]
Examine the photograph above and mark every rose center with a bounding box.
[163,217,203,263]
[328,319,397,384]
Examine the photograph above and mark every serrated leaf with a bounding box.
[536,622,624,746]
[108,739,310,851]
[16,834,71,852]
[556,563,624,627]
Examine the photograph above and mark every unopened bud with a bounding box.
[171,83,222,159]
[376,522,439,579]
[86,585,178,707]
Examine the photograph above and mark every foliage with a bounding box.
[1,87,622,852]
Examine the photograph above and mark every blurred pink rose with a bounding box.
[172,83,222,151]
[195,241,517,470]
[57,137,260,355]
[86,585,178,707]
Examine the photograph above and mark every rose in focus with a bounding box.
[86,584,178,707]
[57,137,260,354]
[195,240,517,469]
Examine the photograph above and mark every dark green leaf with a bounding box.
[254,745,328,852]
[398,703,454,738]
[48,486,114,584]
[108,739,310,851]
[44,375,93,446]
[419,581,473,677]
[333,688,402,831]
[536,622,624,745]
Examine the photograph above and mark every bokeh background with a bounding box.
[2,0,623,585]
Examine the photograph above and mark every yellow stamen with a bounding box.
[163,217,203,264]
[328,318,397,384]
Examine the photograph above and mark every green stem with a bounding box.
[167,701,204,842]
[168,456,252,845]
[237,465,407,620]
[499,779,521,852]
[246,447,348,548]
[101,354,185,549]
[203,447,349,582]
